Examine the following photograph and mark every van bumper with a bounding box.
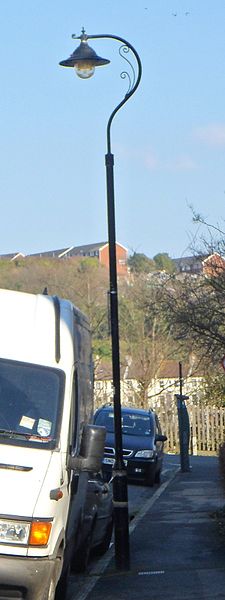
[0,554,59,600]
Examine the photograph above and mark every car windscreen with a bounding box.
[0,358,65,449]
[95,410,153,436]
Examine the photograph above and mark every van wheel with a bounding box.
[43,580,56,600]
[54,564,70,600]
[42,559,62,600]
[43,579,57,600]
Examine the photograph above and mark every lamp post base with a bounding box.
[112,469,130,570]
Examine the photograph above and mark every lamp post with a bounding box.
[59,29,142,571]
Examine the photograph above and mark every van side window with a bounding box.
[70,370,79,454]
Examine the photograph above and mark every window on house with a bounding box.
[126,380,133,389]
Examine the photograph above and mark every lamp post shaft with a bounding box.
[105,151,130,569]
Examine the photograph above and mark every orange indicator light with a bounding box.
[29,521,52,546]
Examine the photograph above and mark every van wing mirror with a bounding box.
[68,424,106,473]
[155,433,167,443]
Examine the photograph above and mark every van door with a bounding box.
[63,369,89,571]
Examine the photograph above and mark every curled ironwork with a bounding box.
[119,45,136,96]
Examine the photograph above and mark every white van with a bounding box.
[0,288,107,600]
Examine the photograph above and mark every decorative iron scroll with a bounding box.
[119,45,136,96]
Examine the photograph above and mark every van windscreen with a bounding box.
[0,358,65,449]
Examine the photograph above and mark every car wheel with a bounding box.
[102,471,111,483]
[94,518,113,556]
[71,526,94,573]
[145,470,155,487]
[154,469,161,484]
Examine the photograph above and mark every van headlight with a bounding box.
[135,450,154,458]
[0,519,30,544]
[0,519,52,546]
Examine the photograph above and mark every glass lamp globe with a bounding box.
[74,63,95,79]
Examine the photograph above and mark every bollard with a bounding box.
[175,393,191,472]
[175,362,191,472]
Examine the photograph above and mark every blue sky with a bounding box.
[1,1,225,259]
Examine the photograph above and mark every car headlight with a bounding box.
[135,450,155,458]
[0,519,52,546]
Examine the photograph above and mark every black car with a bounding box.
[71,472,113,572]
[94,406,167,486]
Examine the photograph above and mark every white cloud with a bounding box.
[144,153,197,172]
[194,124,225,146]
[115,143,196,171]
[144,151,159,170]
[164,156,197,171]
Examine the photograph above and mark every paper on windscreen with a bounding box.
[37,419,52,437]
[19,416,35,429]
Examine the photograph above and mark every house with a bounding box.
[94,359,203,409]
[202,253,225,277]
[28,241,128,275]
[172,255,206,275]
[0,252,25,262]
[173,252,225,278]
[148,359,203,406]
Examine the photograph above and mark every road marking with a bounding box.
[138,570,165,576]
[129,468,179,534]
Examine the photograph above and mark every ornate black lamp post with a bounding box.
[59,29,142,570]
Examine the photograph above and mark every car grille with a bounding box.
[104,447,115,456]
[104,447,133,458]
[122,448,133,458]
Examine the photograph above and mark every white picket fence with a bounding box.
[156,397,225,455]
[94,390,225,455]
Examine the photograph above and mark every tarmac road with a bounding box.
[67,453,180,599]
[68,455,225,600]
[128,453,180,519]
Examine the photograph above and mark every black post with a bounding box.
[102,32,141,572]
[105,151,130,570]
[60,29,142,571]
[175,361,191,473]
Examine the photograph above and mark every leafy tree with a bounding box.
[0,257,109,352]
[200,369,225,407]
[0,253,203,406]
[153,252,176,274]
[128,252,155,274]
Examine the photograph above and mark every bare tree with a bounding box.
[119,275,180,408]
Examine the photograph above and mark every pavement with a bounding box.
[69,455,225,600]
